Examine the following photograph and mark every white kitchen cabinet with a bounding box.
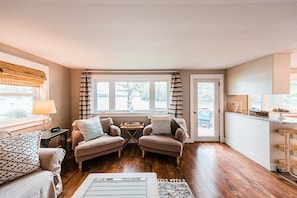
[225,112,271,170]
[227,53,290,95]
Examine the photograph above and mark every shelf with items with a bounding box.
[278,159,287,171]
[278,129,297,136]
[277,129,297,178]
[278,144,297,152]
[278,144,287,152]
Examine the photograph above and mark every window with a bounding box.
[115,81,149,111]
[250,95,262,110]
[92,75,171,114]
[0,85,40,122]
[0,53,49,130]
[249,74,297,112]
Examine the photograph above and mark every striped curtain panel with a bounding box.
[168,72,183,118]
[79,72,92,119]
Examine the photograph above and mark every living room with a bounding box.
[1,0,297,197]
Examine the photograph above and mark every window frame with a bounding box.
[0,52,49,132]
[91,74,171,116]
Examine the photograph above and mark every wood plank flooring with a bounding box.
[59,143,297,198]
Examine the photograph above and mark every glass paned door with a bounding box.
[194,80,220,141]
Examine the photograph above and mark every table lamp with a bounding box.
[32,100,57,131]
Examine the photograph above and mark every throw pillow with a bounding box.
[151,115,172,135]
[0,131,41,185]
[76,117,104,141]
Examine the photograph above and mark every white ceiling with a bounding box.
[1,0,297,70]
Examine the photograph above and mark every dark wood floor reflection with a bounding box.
[60,143,297,198]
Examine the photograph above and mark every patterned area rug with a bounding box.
[158,179,194,198]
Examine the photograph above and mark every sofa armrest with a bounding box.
[39,148,65,174]
[110,125,121,136]
[143,124,152,135]
[39,148,65,195]
[175,128,186,143]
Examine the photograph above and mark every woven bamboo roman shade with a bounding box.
[0,60,46,87]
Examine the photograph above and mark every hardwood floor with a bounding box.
[60,143,297,198]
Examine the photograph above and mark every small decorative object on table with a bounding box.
[41,129,68,149]
[51,126,61,133]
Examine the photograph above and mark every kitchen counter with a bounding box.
[225,111,268,121]
[225,111,297,124]
[225,112,297,171]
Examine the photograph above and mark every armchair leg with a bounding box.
[176,157,180,166]
[142,150,145,158]
[78,162,82,172]
[118,150,122,158]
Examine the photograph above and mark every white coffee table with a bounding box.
[72,172,158,198]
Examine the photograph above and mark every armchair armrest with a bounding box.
[71,129,84,150]
[175,128,186,143]
[110,125,121,136]
[38,148,66,195]
[143,124,152,135]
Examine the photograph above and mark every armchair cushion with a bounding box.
[140,135,183,153]
[76,117,104,141]
[0,131,41,185]
[74,135,124,158]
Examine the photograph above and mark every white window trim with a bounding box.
[0,52,49,132]
[91,74,171,116]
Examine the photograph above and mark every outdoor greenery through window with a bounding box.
[0,84,40,122]
[92,75,170,114]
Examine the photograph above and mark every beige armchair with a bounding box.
[139,118,187,165]
[72,117,124,171]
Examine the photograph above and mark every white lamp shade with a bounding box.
[32,100,57,115]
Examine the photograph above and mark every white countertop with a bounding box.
[225,111,297,124]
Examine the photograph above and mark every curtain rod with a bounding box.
[85,69,177,74]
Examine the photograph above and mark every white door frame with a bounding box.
[189,74,224,143]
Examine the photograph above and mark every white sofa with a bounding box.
[0,131,65,198]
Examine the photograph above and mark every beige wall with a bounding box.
[0,43,72,133]
[49,63,71,130]
[0,42,227,138]
[71,69,83,123]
